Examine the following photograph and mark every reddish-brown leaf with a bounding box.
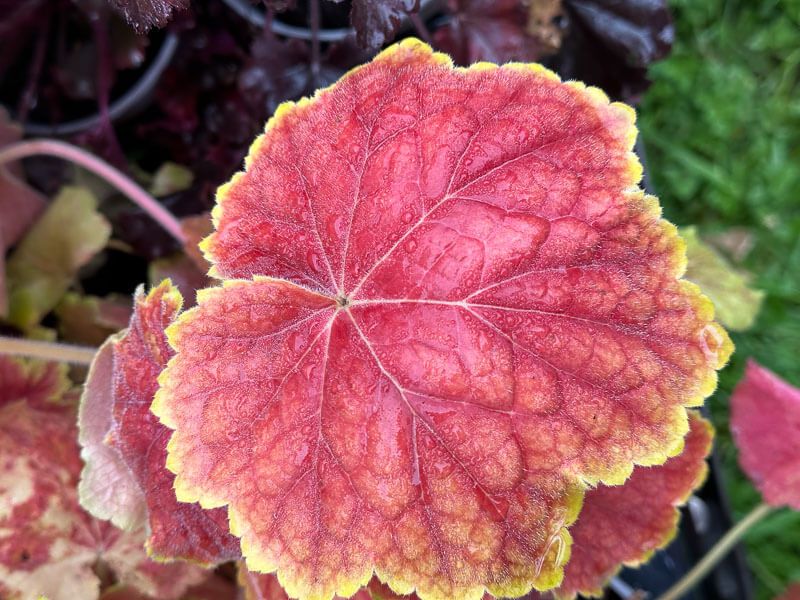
[79,281,240,563]
[149,253,212,308]
[99,573,239,600]
[554,410,713,598]
[730,360,800,510]
[55,292,133,347]
[0,356,206,600]
[180,212,215,274]
[154,40,731,600]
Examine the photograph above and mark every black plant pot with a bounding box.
[0,0,178,137]
[21,32,178,137]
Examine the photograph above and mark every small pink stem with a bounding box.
[0,139,187,244]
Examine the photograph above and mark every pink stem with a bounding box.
[0,139,187,243]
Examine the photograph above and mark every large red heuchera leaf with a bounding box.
[554,410,713,598]
[79,280,241,563]
[0,356,205,600]
[244,412,713,600]
[730,360,800,510]
[153,39,732,600]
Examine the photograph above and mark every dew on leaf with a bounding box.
[154,39,732,600]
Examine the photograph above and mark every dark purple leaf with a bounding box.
[350,0,420,49]
[434,0,673,101]
[107,0,190,32]
[434,0,547,65]
[567,0,673,68]
[547,0,673,101]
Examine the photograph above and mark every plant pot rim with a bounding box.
[220,0,436,42]
[15,31,179,137]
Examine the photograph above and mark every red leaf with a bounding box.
[555,410,713,598]
[0,356,206,600]
[154,40,732,600]
[79,281,241,563]
[730,360,800,510]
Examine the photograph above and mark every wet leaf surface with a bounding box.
[79,281,241,563]
[153,40,730,600]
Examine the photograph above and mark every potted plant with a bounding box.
[0,2,795,599]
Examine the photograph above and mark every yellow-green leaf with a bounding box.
[681,226,764,331]
[149,162,193,197]
[6,186,111,330]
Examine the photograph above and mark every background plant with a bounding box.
[639,1,800,596]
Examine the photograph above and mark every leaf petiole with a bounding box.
[657,501,775,600]
[0,139,187,244]
[0,335,96,365]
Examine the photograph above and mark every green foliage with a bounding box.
[640,0,800,597]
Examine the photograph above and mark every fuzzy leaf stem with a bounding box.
[0,335,97,364]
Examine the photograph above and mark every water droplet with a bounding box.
[327,215,346,240]
[401,211,413,223]
[477,331,490,351]
[288,331,304,352]
[404,239,418,252]
[302,362,316,380]
[293,442,310,466]
[307,250,322,272]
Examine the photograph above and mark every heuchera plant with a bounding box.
[0,357,208,599]
[7,29,796,600]
[72,38,736,600]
